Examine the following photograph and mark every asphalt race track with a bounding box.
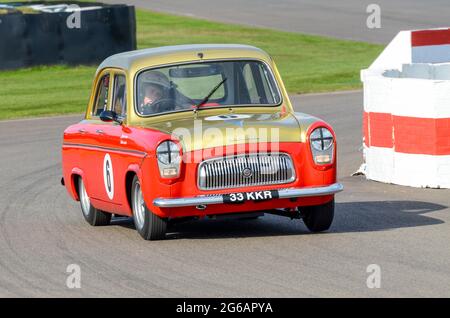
[0,91,449,297]
[104,0,450,43]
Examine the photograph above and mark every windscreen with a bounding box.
[135,60,281,116]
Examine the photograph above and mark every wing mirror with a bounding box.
[100,110,122,124]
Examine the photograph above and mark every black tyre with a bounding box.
[302,199,334,232]
[131,176,167,240]
[78,177,111,226]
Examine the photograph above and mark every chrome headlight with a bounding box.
[310,127,334,164]
[156,141,181,178]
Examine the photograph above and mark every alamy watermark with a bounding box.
[171,119,281,164]
[366,264,381,289]
[66,5,81,29]
[66,264,81,289]
[366,4,381,29]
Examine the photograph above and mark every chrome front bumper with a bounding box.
[153,183,343,208]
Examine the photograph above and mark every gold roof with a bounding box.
[96,44,272,74]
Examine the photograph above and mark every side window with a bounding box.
[92,74,110,116]
[257,64,277,104]
[112,74,127,118]
[241,62,278,105]
[242,63,260,103]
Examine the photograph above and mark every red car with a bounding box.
[61,44,343,240]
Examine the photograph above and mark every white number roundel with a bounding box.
[103,154,114,200]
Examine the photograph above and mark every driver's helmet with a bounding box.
[140,71,171,108]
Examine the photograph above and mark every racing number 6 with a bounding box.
[106,161,111,191]
[103,153,114,200]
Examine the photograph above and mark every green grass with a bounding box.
[0,8,383,120]
[0,65,95,119]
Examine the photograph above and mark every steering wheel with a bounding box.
[142,98,175,114]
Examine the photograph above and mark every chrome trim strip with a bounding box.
[153,183,343,208]
[62,142,147,157]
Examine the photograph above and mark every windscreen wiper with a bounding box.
[193,77,227,114]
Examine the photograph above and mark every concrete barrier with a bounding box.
[361,28,450,188]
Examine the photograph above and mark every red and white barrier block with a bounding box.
[361,28,450,188]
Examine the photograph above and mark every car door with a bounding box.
[82,70,114,203]
[89,71,130,209]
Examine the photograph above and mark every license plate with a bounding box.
[223,190,279,204]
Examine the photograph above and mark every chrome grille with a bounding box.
[198,153,295,190]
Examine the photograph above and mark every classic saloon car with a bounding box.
[61,44,343,240]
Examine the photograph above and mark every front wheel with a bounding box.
[78,177,111,226]
[302,199,335,232]
[131,176,167,240]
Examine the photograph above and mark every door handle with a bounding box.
[78,128,87,134]
[96,129,104,135]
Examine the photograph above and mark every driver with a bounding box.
[139,71,172,115]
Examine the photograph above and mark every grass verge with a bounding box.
[0,8,383,120]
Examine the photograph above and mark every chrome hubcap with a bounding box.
[79,179,90,217]
[133,182,146,231]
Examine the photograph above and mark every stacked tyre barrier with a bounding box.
[0,1,136,70]
[361,28,450,188]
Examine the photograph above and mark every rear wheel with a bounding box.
[78,177,111,226]
[131,176,167,240]
[302,199,334,232]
